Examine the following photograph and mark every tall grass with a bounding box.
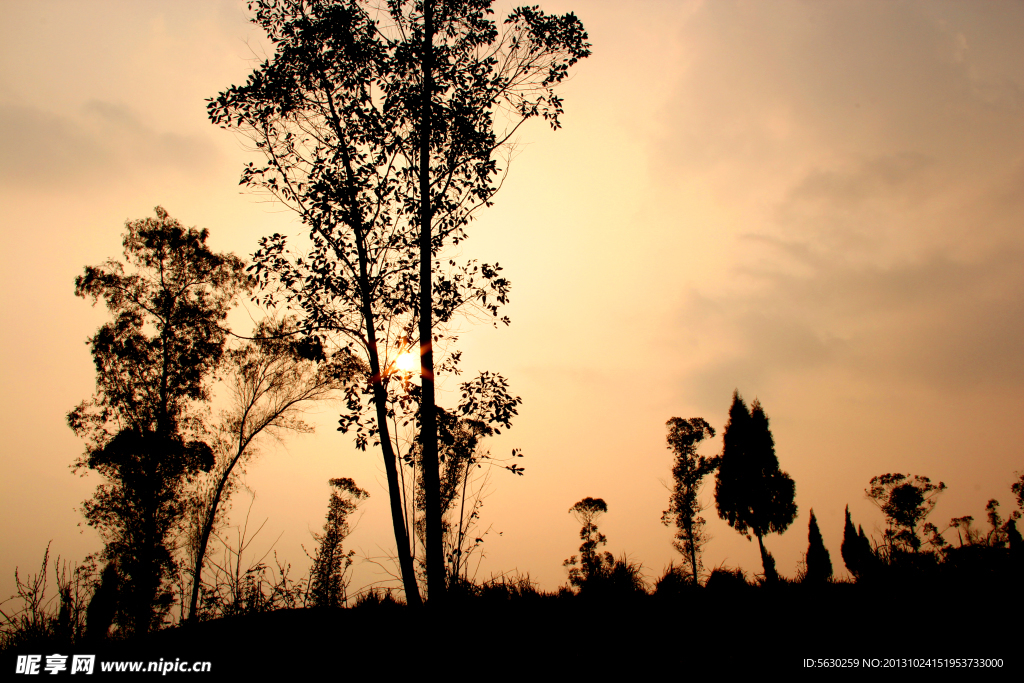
[0,543,93,653]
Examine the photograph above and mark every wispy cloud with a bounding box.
[0,100,218,188]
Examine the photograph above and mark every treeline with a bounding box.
[2,211,1020,655]
[6,376,1021,656]
[563,393,1023,599]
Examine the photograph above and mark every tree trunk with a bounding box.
[352,228,422,606]
[320,89,424,607]
[418,0,445,603]
[188,441,246,622]
[365,335,423,606]
[683,518,700,586]
[756,533,778,583]
[135,492,158,636]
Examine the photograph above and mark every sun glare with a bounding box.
[394,350,420,374]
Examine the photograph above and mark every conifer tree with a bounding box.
[857,525,877,575]
[840,505,861,577]
[715,392,797,582]
[804,509,832,583]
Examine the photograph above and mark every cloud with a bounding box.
[676,230,1024,402]
[0,100,218,189]
[647,0,1024,403]
[650,0,1024,186]
[785,153,936,210]
[0,104,109,186]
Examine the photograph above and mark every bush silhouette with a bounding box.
[705,567,749,591]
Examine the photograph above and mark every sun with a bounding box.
[394,350,420,374]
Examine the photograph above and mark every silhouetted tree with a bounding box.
[857,526,876,567]
[1006,474,1024,555]
[661,417,719,585]
[563,498,614,590]
[68,208,247,635]
[865,473,945,554]
[1007,519,1023,554]
[209,0,589,602]
[184,316,363,622]
[979,498,1018,548]
[840,505,875,579]
[308,478,369,608]
[942,498,1021,550]
[804,509,832,583]
[714,392,797,582]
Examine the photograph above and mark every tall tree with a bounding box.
[68,207,247,635]
[714,392,797,582]
[804,509,832,584]
[209,0,589,602]
[660,417,719,585]
[563,497,613,590]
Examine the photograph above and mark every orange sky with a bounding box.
[2,0,1022,603]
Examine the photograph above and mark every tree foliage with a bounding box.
[804,509,832,584]
[840,505,876,580]
[660,417,718,585]
[865,473,945,554]
[308,478,369,608]
[939,497,1021,552]
[563,497,613,590]
[208,0,588,602]
[411,398,525,586]
[714,392,797,582]
[68,207,248,635]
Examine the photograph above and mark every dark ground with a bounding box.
[33,585,1013,678]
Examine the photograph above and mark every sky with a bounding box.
[1,0,1022,605]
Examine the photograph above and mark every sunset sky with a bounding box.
[1,0,1022,603]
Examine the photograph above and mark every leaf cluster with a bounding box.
[409,401,525,580]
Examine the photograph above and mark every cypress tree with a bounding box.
[841,505,860,577]
[857,525,877,574]
[805,509,833,583]
[715,392,797,583]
